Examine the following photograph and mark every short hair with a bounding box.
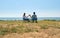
[33,12,35,14]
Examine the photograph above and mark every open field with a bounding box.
[0,20,60,38]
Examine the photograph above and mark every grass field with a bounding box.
[0,20,60,38]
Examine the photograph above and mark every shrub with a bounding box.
[0,28,8,35]
[40,25,48,29]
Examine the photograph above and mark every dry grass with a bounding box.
[0,20,60,38]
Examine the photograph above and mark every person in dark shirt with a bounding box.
[31,12,37,23]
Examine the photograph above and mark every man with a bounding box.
[31,12,37,23]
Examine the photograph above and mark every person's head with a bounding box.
[23,13,26,16]
[33,12,35,15]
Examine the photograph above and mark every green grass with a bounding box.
[0,28,9,35]
[0,20,60,35]
[40,25,48,29]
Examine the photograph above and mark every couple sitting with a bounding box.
[23,12,37,23]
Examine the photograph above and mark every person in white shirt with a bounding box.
[23,13,30,22]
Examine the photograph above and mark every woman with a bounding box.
[23,13,30,22]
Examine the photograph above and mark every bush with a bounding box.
[40,25,48,29]
[0,28,9,35]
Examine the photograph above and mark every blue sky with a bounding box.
[0,0,60,17]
